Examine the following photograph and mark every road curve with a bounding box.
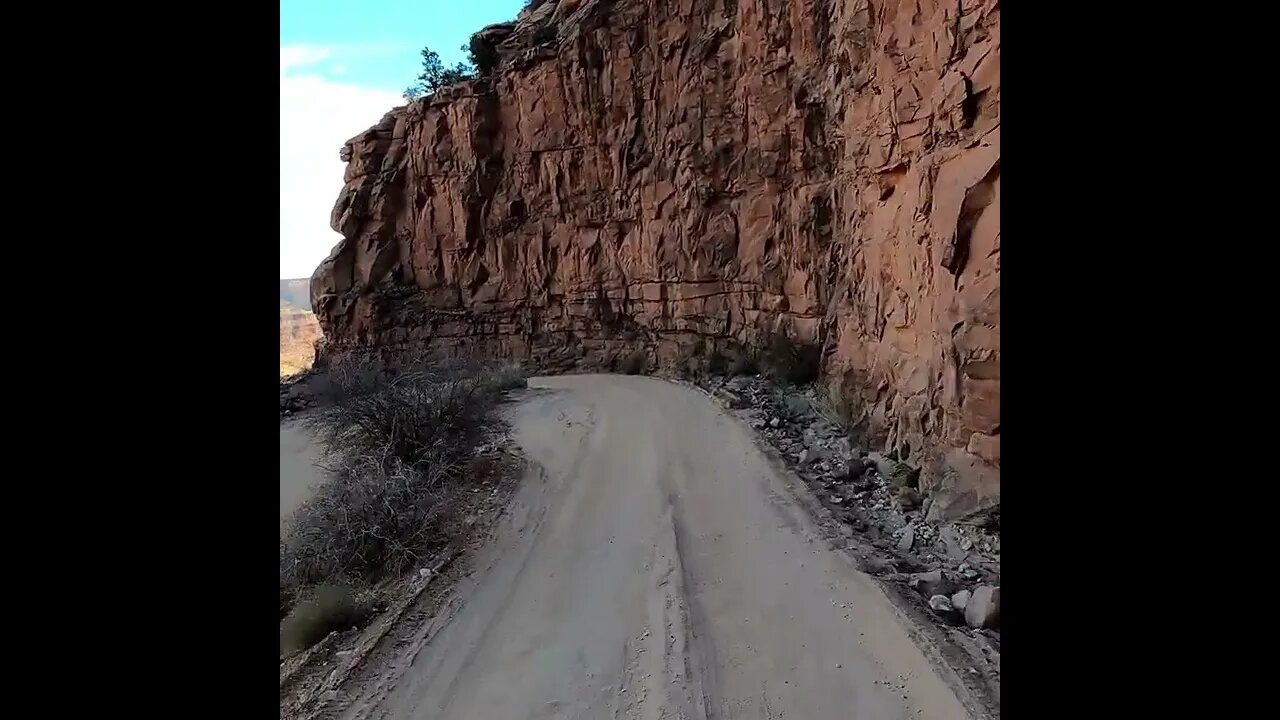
[347,375,971,720]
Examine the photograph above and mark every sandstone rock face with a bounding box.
[311,0,1000,521]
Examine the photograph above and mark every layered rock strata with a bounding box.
[311,0,1000,520]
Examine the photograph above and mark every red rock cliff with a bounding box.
[311,0,999,521]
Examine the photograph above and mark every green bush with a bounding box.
[467,35,499,76]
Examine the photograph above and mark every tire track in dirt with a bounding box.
[331,376,973,720]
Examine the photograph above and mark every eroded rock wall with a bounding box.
[311,0,999,520]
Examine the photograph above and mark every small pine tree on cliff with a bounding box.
[403,47,473,100]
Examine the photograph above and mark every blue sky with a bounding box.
[280,0,525,278]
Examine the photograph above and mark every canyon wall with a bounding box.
[311,0,999,521]
[281,279,322,377]
[281,303,322,378]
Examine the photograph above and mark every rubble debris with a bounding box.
[694,372,1001,638]
[906,568,957,597]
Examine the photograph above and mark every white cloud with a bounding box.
[280,45,404,279]
[280,44,332,73]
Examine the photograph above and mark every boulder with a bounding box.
[895,526,915,552]
[964,585,1000,629]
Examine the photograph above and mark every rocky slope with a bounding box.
[311,0,999,521]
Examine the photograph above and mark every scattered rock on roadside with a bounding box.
[928,594,963,624]
[965,585,1000,629]
[713,388,748,409]
[863,557,897,573]
[908,569,955,599]
[845,474,869,492]
[699,374,1002,638]
[896,526,915,552]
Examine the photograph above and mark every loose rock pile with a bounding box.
[698,374,1001,637]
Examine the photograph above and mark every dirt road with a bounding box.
[342,375,971,720]
[280,419,323,523]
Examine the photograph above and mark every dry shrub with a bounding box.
[279,583,379,657]
[684,353,704,379]
[281,452,456,590]
[466,455,501,483]
[759,334,820,385]
[724,348,758,377]
[616,349,649,375]
[781,394,814,423]
[279,356,525,652]
[306,364,521,469]
[811,384,851,429]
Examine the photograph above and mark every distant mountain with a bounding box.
[280,278,311,311]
